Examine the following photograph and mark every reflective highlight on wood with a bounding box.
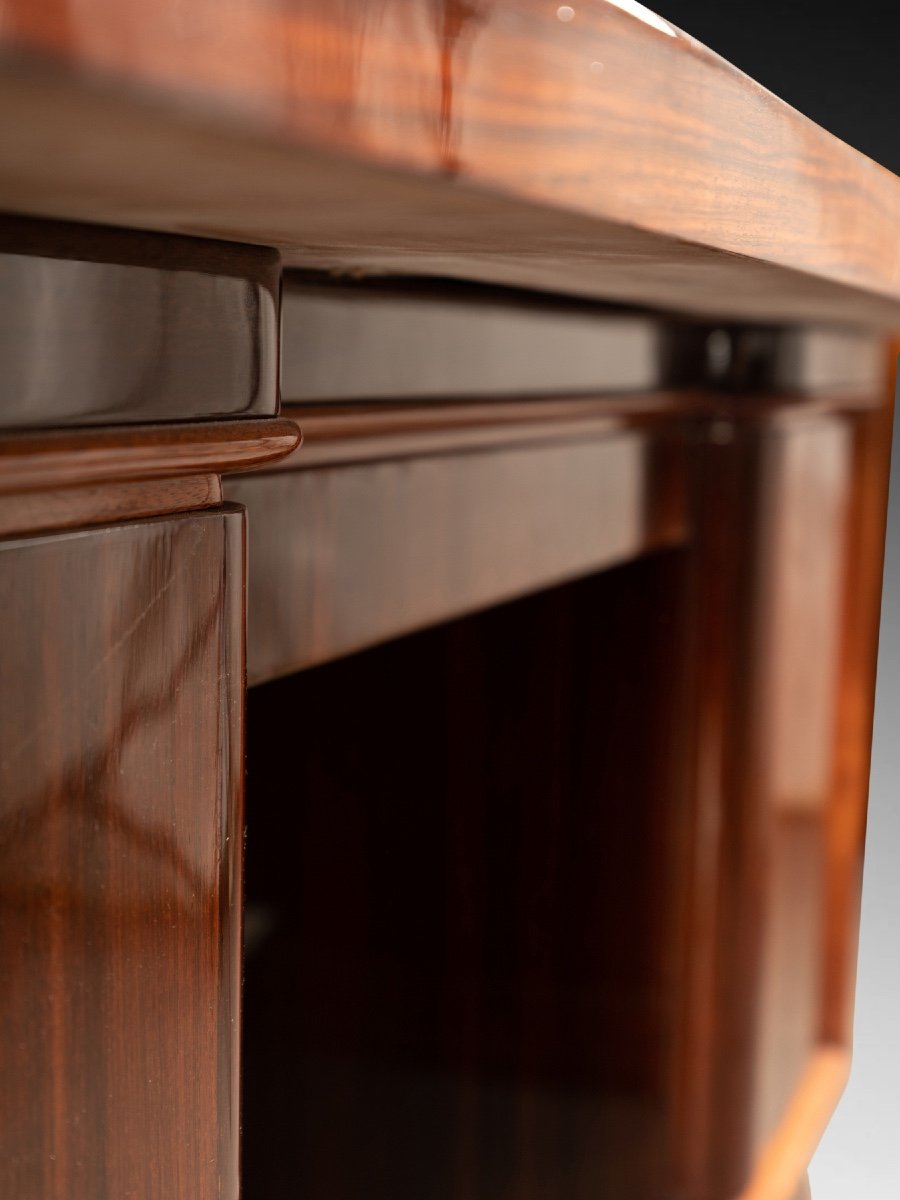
[676,394,893,1200]
[3,7,900,323]
[0,508,245,1200]
[0,418,301,493]
[0,472,221,537]
[232,382,893,1200]
[0,219,280,428]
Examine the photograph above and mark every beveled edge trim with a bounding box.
[0,473,221,537]
[277,393,702,470]
[269,390,883,472]
[0,418,301,493]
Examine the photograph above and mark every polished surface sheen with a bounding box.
[0,221,279,428]
[227,412,688,682]
[0,418,301,494]
[231,379,892,1200]
[676,393,892,1200]
[280,278,886,404]
[281,279,668,402]
[2,3,900,322]
[0,508,245,1200]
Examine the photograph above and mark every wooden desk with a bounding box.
[0,3,896,1198]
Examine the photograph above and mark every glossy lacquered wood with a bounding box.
[0,507,245,1200]
[226,414,687,681]
[0,218,279,428]
[281,279,672,401]
[281,278,886,403]
[278,394,701,468]
[0,418,300,493]
[230,378,890,1199]
[2,5,900,323]
[0,472,221,537]
[676,386,893,1200]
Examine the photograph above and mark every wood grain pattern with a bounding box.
[280,277,886,403]
[0,506,246,1200]
[227,419,688,682]
[1,3,900,323]
[0,473,221,537]
[0,418,300,493]
[0,217,279,428]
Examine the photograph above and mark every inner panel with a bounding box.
[243,549,691,1199]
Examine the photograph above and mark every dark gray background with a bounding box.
[653,3,899,1193]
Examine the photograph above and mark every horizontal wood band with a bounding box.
[226,425,688,682]
[3,1,900,325]
[0,218,280,430]
[739,1047,849,1200]
[0,474,221,537]
[0,418,300,493]
[275,388,884,472]
[279,394,700,468]
[281,282,673,401]
[281,278,886,405]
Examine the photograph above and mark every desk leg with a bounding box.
[679,388,893,1200]
[0,507,245,1200]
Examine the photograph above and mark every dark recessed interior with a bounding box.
[243,550,691,1199]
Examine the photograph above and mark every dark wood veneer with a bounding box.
[674,391,893,1200]
[227,416,688,682]
[0,507,245,1200]
[0,7,895,1191]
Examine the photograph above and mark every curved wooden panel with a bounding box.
[0,219,279,429]
[1,2,899,323]
[0,418,300,493]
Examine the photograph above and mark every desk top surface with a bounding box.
[1,0,899,326]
